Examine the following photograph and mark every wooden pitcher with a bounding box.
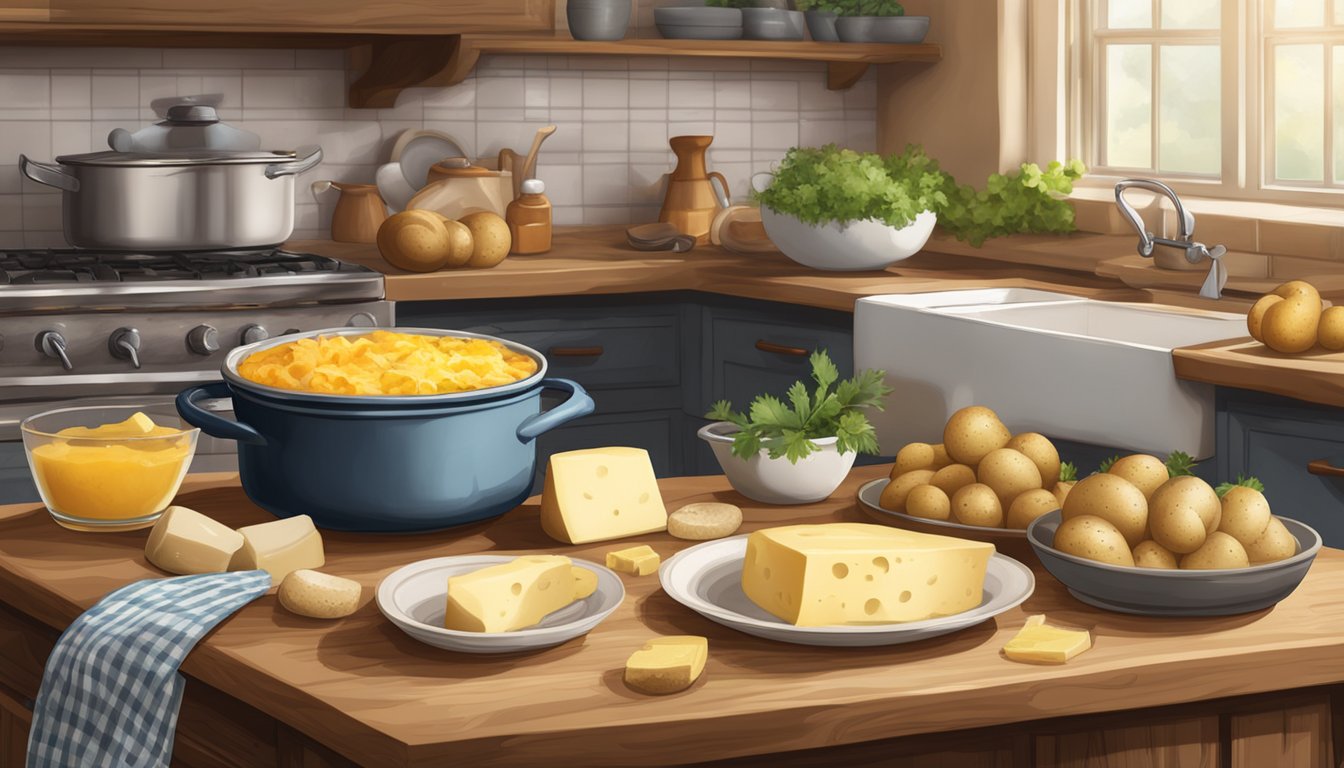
[312,181,387,244]
[658,135,730,245]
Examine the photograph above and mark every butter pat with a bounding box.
[229,515,325,584]
[741,523,995,627]
[1003,615,1092,664]
[540,447,668,544]
[145,505,244,575]
[606,545,660,576]
[572,566,598,599]
[445,555,575,633]
[624,635,708,695]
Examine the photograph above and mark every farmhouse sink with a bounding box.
[854,289,1247,458]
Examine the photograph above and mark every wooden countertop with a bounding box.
[4,468,1344,767]
[1174,337,1344,409]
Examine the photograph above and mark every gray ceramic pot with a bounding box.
[654,6,743,40]
[804,9,839,41]
[835,15,930,43]
[742,8,805,40]
[567,0,631,41]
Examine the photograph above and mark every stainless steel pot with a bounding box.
[19,145,322,250]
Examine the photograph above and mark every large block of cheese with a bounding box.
[539,447,667,544]
[624,635,708,695]
[145,505,244,575]
[741,523,994,627]
[228,515,324,584]
[445,555,576,632]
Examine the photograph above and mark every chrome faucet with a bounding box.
[1115,179,1228,299]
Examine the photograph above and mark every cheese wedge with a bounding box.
[572,566,598,599]
[740,523,995,627]
[444,555,575,633]
[229,515,325,584]
[606,545,660,576]
[624,635,708,695]
[539,447,668,544]
[145,505,244,575]
[1003,614,1092,664]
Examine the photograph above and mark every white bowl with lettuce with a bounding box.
[753,145,941,272]
[699,350,891,505]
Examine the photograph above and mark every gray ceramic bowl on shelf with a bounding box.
[804,9,840,41]
[742,8,805,40]
[654,6,743,40]
[836,15,930,43]
[1026,510,1322,617]
[567,0,632,41]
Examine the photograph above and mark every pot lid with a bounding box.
[54,147,306,168]
[107,96,264,154]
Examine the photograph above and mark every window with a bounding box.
[1070,0,1344,203]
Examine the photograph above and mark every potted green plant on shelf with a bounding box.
[794,0,840,40]
[826,0,931,44]
[706,0,804,39]
[700,349,892,505]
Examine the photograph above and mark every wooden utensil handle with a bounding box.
[755,340,808,357]
[549,346,604,357]
[1307,459,1344,478]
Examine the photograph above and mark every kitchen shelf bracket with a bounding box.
[826,62,871,91]
[348,35,476,110]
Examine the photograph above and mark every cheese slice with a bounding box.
[624,635,708,695]
[539,447,668,544]
[740,523,995,627]
[606,545,660,576]
[145,505,244,575]
[572,566,598,600]
[228,515,325,584]
[1003,614,1092,664]
[444,555,575,633]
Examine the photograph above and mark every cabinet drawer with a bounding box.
[702,314,854,411]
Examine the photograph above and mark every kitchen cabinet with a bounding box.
[1218,387,1344,548]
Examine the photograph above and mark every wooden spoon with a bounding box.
[520,125,557,186]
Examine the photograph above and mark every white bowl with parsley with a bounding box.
[700,350,891,505]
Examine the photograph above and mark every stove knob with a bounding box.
[108,327,142,369]
[240,325,269,346]
[187,325,220,356]
[346,312,378,328]
[35,330,72,371]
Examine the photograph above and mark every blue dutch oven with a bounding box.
[176,328,594,533]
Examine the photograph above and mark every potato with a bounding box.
[879,469,936,513]
[1107,454,1168,499]
[376,210,454,272]
[976,448,1043,507]
[1052,480,1074,508]
[1006,488,1059,530]
[1132,540,1178,569]
[905,485,952,521]
[278,569,361,619]
[1319,306,1344,351]
[1245,516,1298,564]
[893,442,938,476]
[1262,291,1322,354]
[1275,279,1321,303]
[951,483,1004,528]
[1247,294,1284,342]
[1061,473,1148,547]
[1053,515,1135,567]
[1180,531,1250,570]
[943,405,1012,465]
[460,211,512,268]
[442,218,475,268]
[1148,476,1221,554]
[931,463,977,498]
[1218,486,1271,546]
[930,443,952,469]
[1005,433,1060,491]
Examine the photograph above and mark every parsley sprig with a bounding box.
[706,350,892,464]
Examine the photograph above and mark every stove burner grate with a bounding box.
[0,248,362,285]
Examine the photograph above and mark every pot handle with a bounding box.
[175,382,267,446]
[265,145,323,180]
[18,155,79,192]
[516,378,595,444]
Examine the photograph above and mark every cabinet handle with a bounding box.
[548,346,604,358]
[1307,459,1344,478]
[755,340,808,357]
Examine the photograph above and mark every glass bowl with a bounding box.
[21,404,200,532]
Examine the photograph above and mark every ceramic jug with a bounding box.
[311,181,387,244]
[659,135,730,244]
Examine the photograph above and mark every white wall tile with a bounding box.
[583,121,630,153]
[583,77,628,109]
[476,75,525,109]
[0,194,23,231]
[243,70,344,109]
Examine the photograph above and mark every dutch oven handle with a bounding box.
[176,382,267,446]
[516,378,595,444]
[19,155,79,192]
[265,145,323,180]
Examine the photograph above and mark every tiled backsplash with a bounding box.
[0,47,877,247]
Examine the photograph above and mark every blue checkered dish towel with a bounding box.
[27,570,272,768]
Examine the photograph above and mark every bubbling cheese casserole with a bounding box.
[237,331,539,396]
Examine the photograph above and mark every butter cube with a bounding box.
[445,556,575,633]
[540,447,668,544]
[624,635,708,695]
[606,545,660,576]
[145,505,244,575]
[229,515,325,584]
[740,523,994,627]
[1003,615,1092,664]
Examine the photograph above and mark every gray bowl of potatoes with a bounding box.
[1027,510,1321,616]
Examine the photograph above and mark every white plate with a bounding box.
[390,129,467,190]
[659,535,1034,647]
[857,478,1029,541]
[377,556,624,654]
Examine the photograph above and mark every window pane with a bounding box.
[1107,44,1153,169]
[1108,0,1152,28]
[1274,0,1325,28]
[1335,47,1343,183]
[1161,0,1220,29]
[1159,46,1221,174]
[1338,1,1344,23]
[1274,44,1325,182]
